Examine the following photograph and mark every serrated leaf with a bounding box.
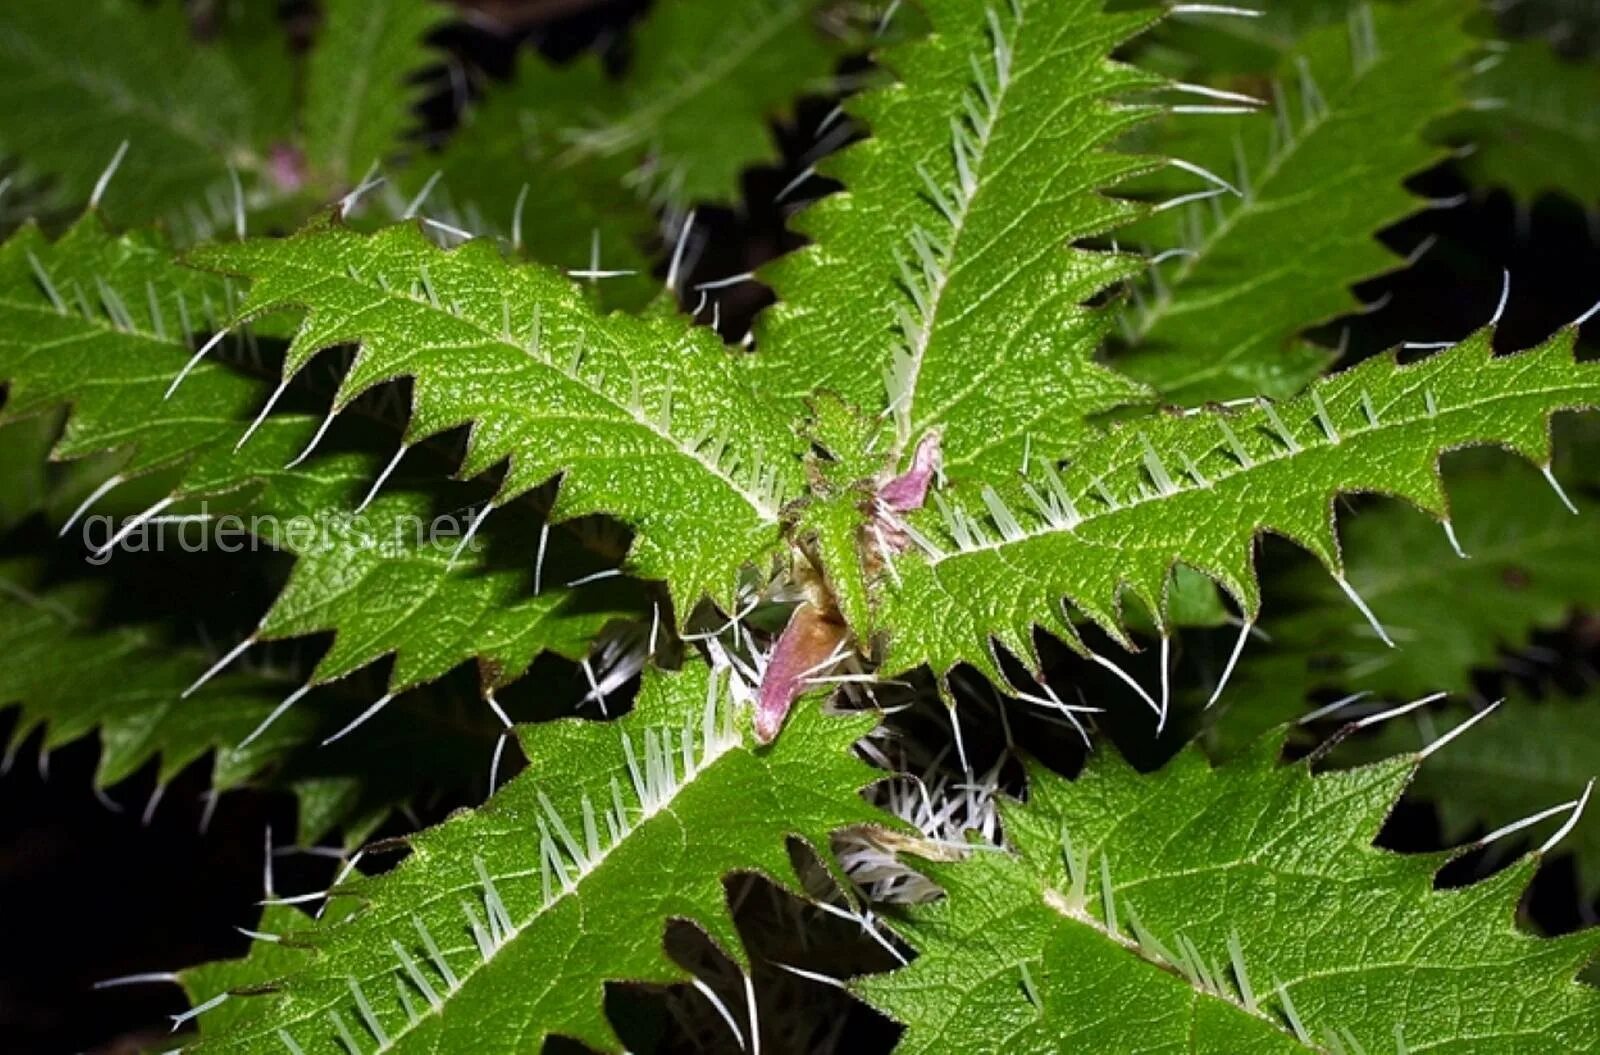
[0,473,530,844]
[0,220,259,474]
[410,0,848,307]
[303,0,447,187]
[193,219,805,611]
[183,905,324,1039]
[0,0,293,230]
[178,416,641,693]
[0,558,306,791]
[1253,457,1599,701]
[0,407,510,842]
[1450,39,1600,207]
[193,662,885,1053]
[1137,0,1357,78]
[408,51,657,309]
[567,0,847,206]
[1360,690,1600,897]
[859,735,1600,1053]
[1117,0,1473,402]
[877,327,1599,681]
[0,217,637,706]
[753,0,1157,483]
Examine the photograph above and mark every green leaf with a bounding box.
[555,0,848,206]
[0,428,527,844]
[876,327,1599,681]
[0,439,596,850]
[194,219,805,610]
[177,416,641,694]
[0,413,59,530]
[410,0,849,307]
[209,0,299,151]
[0,220,259,475]
[0,0,292,229]
[1361,690,1600,896]
[183,905,324,1039]
[303,0,447,187]
[0,558,307,792]
[859,735,1600,1052]
[408,51,657,309]
[752,0,1157,483]
[0,407,176,535]
[193,662,884,1053]
[272,679,509,849]
[0,218,641,708]
[1116,0,1474,402]
[1247,456,1598,701]
[1451,40,1600,208]
[3,214,643,701]
[1135,0,1358,78]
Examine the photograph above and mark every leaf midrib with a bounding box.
[262,260,785,523]
[921,366,1595,567]
[268,726,746,1054]
[890,8,1024,455]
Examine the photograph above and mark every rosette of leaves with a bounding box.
[0,0,1596,1050]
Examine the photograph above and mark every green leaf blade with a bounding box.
[1361,690,1600,897]
[753,0,1160,482]
[196,663,884,1053]
[0,219,256,473]
[0,217,636,709]
[861,738,1600,1053]
[0,0,291,230]
[195,220,804,610]
[879,329,1600,678]
[0,557,308,792]
[1454,40,1600,208]
[1117,0,1476,402]
[574,0,847,205]
[179,413,641,693]
[1258,457,1600,701]
[409,0,849,306]
[303,0,447,186]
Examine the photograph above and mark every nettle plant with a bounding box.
[3,0,1600,1051]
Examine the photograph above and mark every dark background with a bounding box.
[4,1,1600,1051]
